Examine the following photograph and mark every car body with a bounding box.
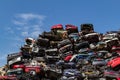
[7,52,21,62]
[107,57,120,69]
[68,33,80,42]
[104,70,120,79]
[25,65,41,74]
[61,69,82,80]
[7,68,23,78]
[92,58,106,66]
[12,64,25,69]
[84,32,100,43]
[80,23,94,35]
[45,48,60,61]
[112,45,120,54]
[51,24,63,30]
[59,44,73,54]
[103,33,119,41]
[70,53,89,62]
[8,56,22,66]
[65,24,78,34]
[0,75,17,80]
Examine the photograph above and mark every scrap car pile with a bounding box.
[1,24,120,80]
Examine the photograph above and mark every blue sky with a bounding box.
[0,0,120,66]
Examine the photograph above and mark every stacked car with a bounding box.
[1,23,120,80]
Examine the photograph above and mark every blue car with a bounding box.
[60,69,82,80]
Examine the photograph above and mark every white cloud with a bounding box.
[13,20,26,26]
[21,31,29,37]
[12,13,46,38]
[5,27,14,34]
[16,13,45,21]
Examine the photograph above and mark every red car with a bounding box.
[0,75,17,80]
[12,64,25,69]
[25,65,41,73]
[51,24,63,30]
[65,24,78,34]
[107,57,120,69]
